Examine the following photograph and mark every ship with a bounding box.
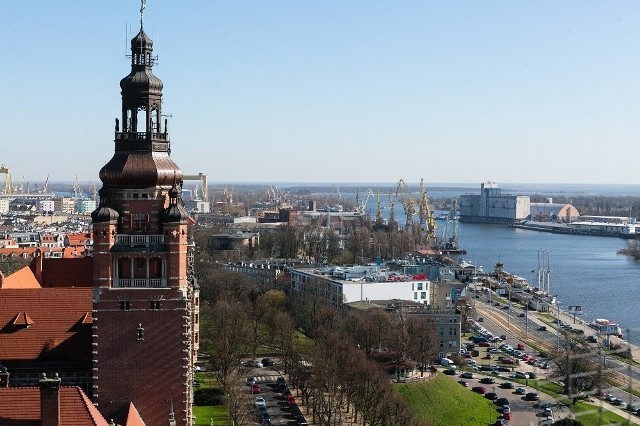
[589,318,623,338]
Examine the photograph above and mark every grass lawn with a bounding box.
[571,401,635,426]
[396,373,499,426]
[193,405,228,426]
[194,372,228,426]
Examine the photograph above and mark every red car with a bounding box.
[251,384,261,394]
[477,342,491,347]
[501,358,516,365]
[503,412,512,420]
[471,386,487,394]
[517,343,525,351]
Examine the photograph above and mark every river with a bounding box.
[452,222,640,344]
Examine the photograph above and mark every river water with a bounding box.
[452,222,640,344]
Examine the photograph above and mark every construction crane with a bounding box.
[39,175,49,194]
[183,173,208,202]
[417,178,437,246]
[355,188,375,215]
[395,179,417,231]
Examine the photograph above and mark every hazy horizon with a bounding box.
[3,2,640,184]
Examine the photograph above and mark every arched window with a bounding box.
[134,257,146,279]
[118,258,132,279]
[149,257,162,278]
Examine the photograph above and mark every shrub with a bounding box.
[193,388,223,406]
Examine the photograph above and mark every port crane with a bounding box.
[417,178,437,246]
[183,173,208,202]
[0,166,13,194]
[395,179,417,231]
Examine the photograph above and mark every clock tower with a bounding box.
[91,8,199,425]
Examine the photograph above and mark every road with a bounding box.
[469,292,640,424]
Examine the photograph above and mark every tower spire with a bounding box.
[140,0,147,30]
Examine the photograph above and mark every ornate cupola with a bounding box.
[161,181,190,223]
[98,15,182,189]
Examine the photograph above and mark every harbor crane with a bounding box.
[395,179,417,231]
[0,165,13,194]
[183,173,208,202]
[417,178,437,246]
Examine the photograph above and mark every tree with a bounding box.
[552,335,605,400]
[201,300,251,392]
[407,316,438,376]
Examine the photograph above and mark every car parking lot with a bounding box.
[247,372,309,425]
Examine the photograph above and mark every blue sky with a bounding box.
[1,1,640,185]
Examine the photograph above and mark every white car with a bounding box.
[249,360,263,368]
[255,396,266,407]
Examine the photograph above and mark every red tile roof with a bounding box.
[123,403,146,426]
[1,265,41,288]
[0,386,110,425]
[0,288,93,361]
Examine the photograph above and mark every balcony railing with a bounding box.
[115,235,164,246]
[116,278,166,288]
[115,132,168,141]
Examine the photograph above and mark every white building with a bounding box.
[37,199,55,212]
[460,181,530,224]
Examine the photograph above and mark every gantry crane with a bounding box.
[183,173,208,202]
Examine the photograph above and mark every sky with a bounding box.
[1,1,640,186]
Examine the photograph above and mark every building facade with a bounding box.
[459,181,530,224]
[90,19,198,426]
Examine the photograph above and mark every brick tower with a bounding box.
[91,8,199,425]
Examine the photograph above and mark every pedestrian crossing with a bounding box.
[253,374,282,383]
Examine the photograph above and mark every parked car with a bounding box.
[471,386,487,394]
[517,343,525,350]
[514,371,529,379]
[480,377,495,384]
[500,382,514,389]
[461,372,475,379]
[503,411,512,421]
[246,376,256,386]
[515,387,526,394]
[443,369,457,376]
[496,397,510,406]
[252,384,261,394]
[458,380,469,387]
[249,360,264,368]
[538,326,547,331]
[485,392,498,401]
[261,358,274,366]
[255,396,266,407]
[526,392,540,401]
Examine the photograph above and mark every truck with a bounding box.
[440,358,455,367]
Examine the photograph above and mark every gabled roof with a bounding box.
[11,311,34,327]
[123,402,146,426]
[0,386,110,425]
[0,288,93,361]
[1,265,41,288]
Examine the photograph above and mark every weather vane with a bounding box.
[140,0,147,29]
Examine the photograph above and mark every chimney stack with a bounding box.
[40,373,61,426]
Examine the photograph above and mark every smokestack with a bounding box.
[40,373,61,426]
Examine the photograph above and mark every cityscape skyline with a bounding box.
[2,1,640,184]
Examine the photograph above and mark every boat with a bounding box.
[589,318,623,338]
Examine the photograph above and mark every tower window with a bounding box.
[119,301,131,311]
[150,300,161,310]
[137,323,144,341]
